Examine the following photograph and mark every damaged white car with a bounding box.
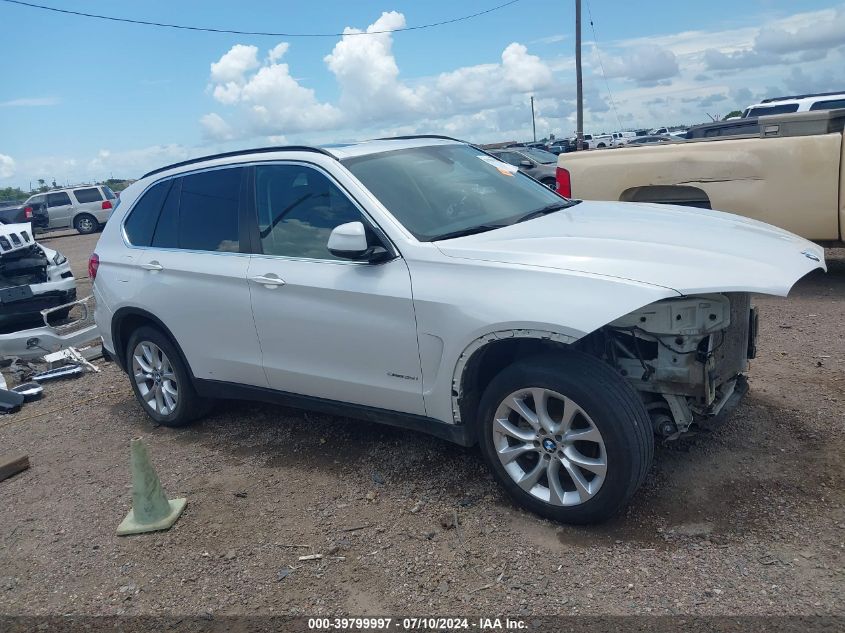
[0,222,76,328]
[92,137,825,524]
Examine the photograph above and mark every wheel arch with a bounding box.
[111,307,195,379]
[451,329,579,429]
[619,185,712,209]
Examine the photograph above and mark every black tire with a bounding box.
[125,325,212,427]
[74,213,99,234]
[477,351,653,524]
[541,178,557,190]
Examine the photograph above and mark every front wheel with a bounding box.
[477,351,653,524]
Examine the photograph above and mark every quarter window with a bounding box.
[73,187,103,203]
[254,165,363,260]
[809,99,845,111]
[151,179,180,249]
[47,192,71,207]
[124,180,170,246]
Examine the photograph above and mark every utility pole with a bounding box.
[575,0,584,150]
[530,96,537,142]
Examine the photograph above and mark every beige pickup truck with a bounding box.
[556,109,845,244]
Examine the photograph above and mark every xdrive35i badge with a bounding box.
[802,250,820,262]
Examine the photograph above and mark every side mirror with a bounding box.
[328,221,390,262]
[519,160,533,168]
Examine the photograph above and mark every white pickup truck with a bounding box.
[556,109,845,244]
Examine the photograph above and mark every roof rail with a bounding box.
[141,145,337,179]
[373,134,467,143]
[761,90,845,104]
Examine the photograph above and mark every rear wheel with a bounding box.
[541,177,557,190]
[126,326,211,427]
[74,213,98,234]
[477,351,653,524]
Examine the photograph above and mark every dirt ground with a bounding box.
[0,232,843,618]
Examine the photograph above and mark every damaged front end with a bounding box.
[0,223,76,325]
[587,293,757,438]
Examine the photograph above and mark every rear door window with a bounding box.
[177,168,242,252]
[101,186,117,200]
[73,187,103,203]
[47,192,72,207]
[124,180,171,247]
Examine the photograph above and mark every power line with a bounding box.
[0,0,523,37]
[585,1,623,131]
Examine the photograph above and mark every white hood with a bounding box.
[435,201,825,296]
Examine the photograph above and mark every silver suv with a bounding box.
[24,185,117,234]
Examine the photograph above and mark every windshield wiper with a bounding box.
[514,200,580,224]
[429,224,508,241]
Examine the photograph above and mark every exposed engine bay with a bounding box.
[0,223,76,328]
[589,293,757,438]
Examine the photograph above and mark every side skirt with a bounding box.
[193,379,477,447]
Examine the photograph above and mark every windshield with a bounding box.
[344,144,567,241]
[520,148,557,164]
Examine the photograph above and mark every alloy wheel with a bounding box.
[491,387,607,506]
[132,341,179,416]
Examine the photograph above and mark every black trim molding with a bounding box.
[194,378,476,447]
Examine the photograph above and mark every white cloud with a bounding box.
[267,42,290,64]
[0,154,15,179]
[501,43,554,92]
[204,12,558,142]
[208,40,342,134]
[599,46,680,85]
[324,11,429,121]
[0,97,60,107]
[210,44,260,84]
[755,7,845,55]
[200,113,235,141]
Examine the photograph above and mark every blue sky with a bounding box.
[1,0,843,188]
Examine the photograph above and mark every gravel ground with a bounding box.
[0,233,842,618]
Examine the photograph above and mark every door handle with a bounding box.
[250,274,286,288]
[141,261,163,271]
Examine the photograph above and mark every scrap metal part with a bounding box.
[10,381,43,402]
[32,364,85,382]
[0,295,99,360]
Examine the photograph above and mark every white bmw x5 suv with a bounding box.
[92,137,824,524]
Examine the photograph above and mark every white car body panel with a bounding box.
[93,138,826,429]
[247,254,426,415]
[433,201,825,297]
